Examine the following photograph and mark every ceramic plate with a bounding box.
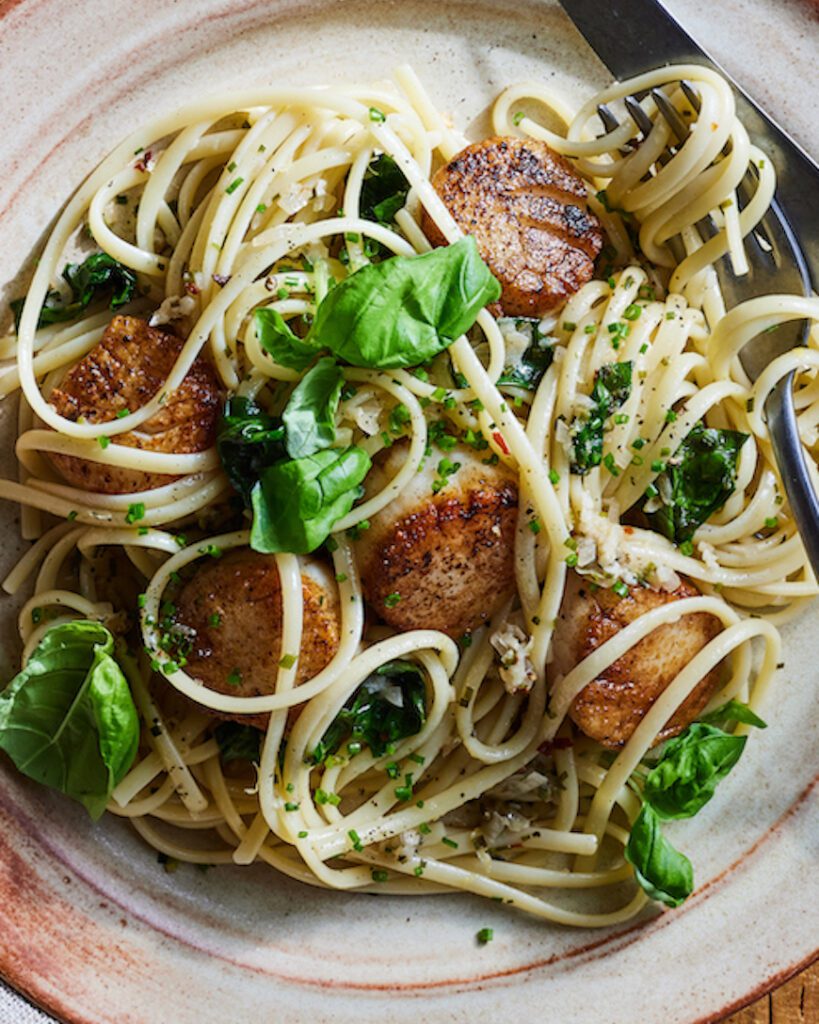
[0,1,817,1021]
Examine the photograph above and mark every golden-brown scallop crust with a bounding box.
[554,573,723,749]
[47,314,221,494]
[175,550,341,728]
[422,136,604,317]
[358,459,518,639]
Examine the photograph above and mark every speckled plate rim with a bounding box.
[0,2,817,1022]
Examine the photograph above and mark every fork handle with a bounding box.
[766,373,819,580]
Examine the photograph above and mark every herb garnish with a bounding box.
[625,714,765,906]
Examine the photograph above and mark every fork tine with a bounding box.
[624,95,654,137]
[596,103,621,134]
[651,89,690,144]
[737,169,776,257]
[622,96,655,138]
[680,80,702,113]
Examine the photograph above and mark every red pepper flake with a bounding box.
[623,525,634,535]
[183,279,200,296]
[492,430,510,455]
[135,149,153,173]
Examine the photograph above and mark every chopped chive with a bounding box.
[125,502,145,524]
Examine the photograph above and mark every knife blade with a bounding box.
[557,0,819,288]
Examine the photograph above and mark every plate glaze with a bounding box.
[0,1,817,1021]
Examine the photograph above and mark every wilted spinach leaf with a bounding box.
[571,361,633,473]
[645,422,748,543]
[214,721,262,763]
[360,154,410,225]
[216,396,285,503]
[497,318,555,389]
[311,660,427,764]
[11,252,137,330]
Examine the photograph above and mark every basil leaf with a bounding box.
[360,154,410,225]
[0,621,139,819]
[699,699,767,730]
[571,361,633,473]
[216,396,285,503]
[496,318,555,389]
[311,660,426,764]
[307,236,501,369]
[214,721,262,763]
[282,356,344,459]
[646,422,748,542]
[11,252,137,330]
[250,445,371,554]
[255,307,318,371]
[643,723,747,821]
[625,803,693,908]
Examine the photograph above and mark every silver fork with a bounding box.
[596,86,819,576]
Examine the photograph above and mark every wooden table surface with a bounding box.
[723,959,818,1023]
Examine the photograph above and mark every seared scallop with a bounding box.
[357,441,518,638]
[48,314,221,494]
[552,572,722,748]
[174,550,341,727]
[422,137,604,317]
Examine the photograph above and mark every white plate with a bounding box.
[0,1,816,1021]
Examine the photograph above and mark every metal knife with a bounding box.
[557,0,819,289]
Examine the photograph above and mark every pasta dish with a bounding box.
[1,62,817,929]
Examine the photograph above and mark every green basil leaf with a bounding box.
[255,307,319,371]
[360,154,410,225]
[282,356,344,459]
[699,699,767,730]
[571,361,633,473]
[646,422,748,542]
[0,621,139,819]
[11,252,137,330]
[644,723,747,821]
[625,803,693,907]
[496,318,555,389]
[216,395,285,503]
[307,236,501,369]
[214,721,262,763]
[250,445,371,554]
[311,660,426,764]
